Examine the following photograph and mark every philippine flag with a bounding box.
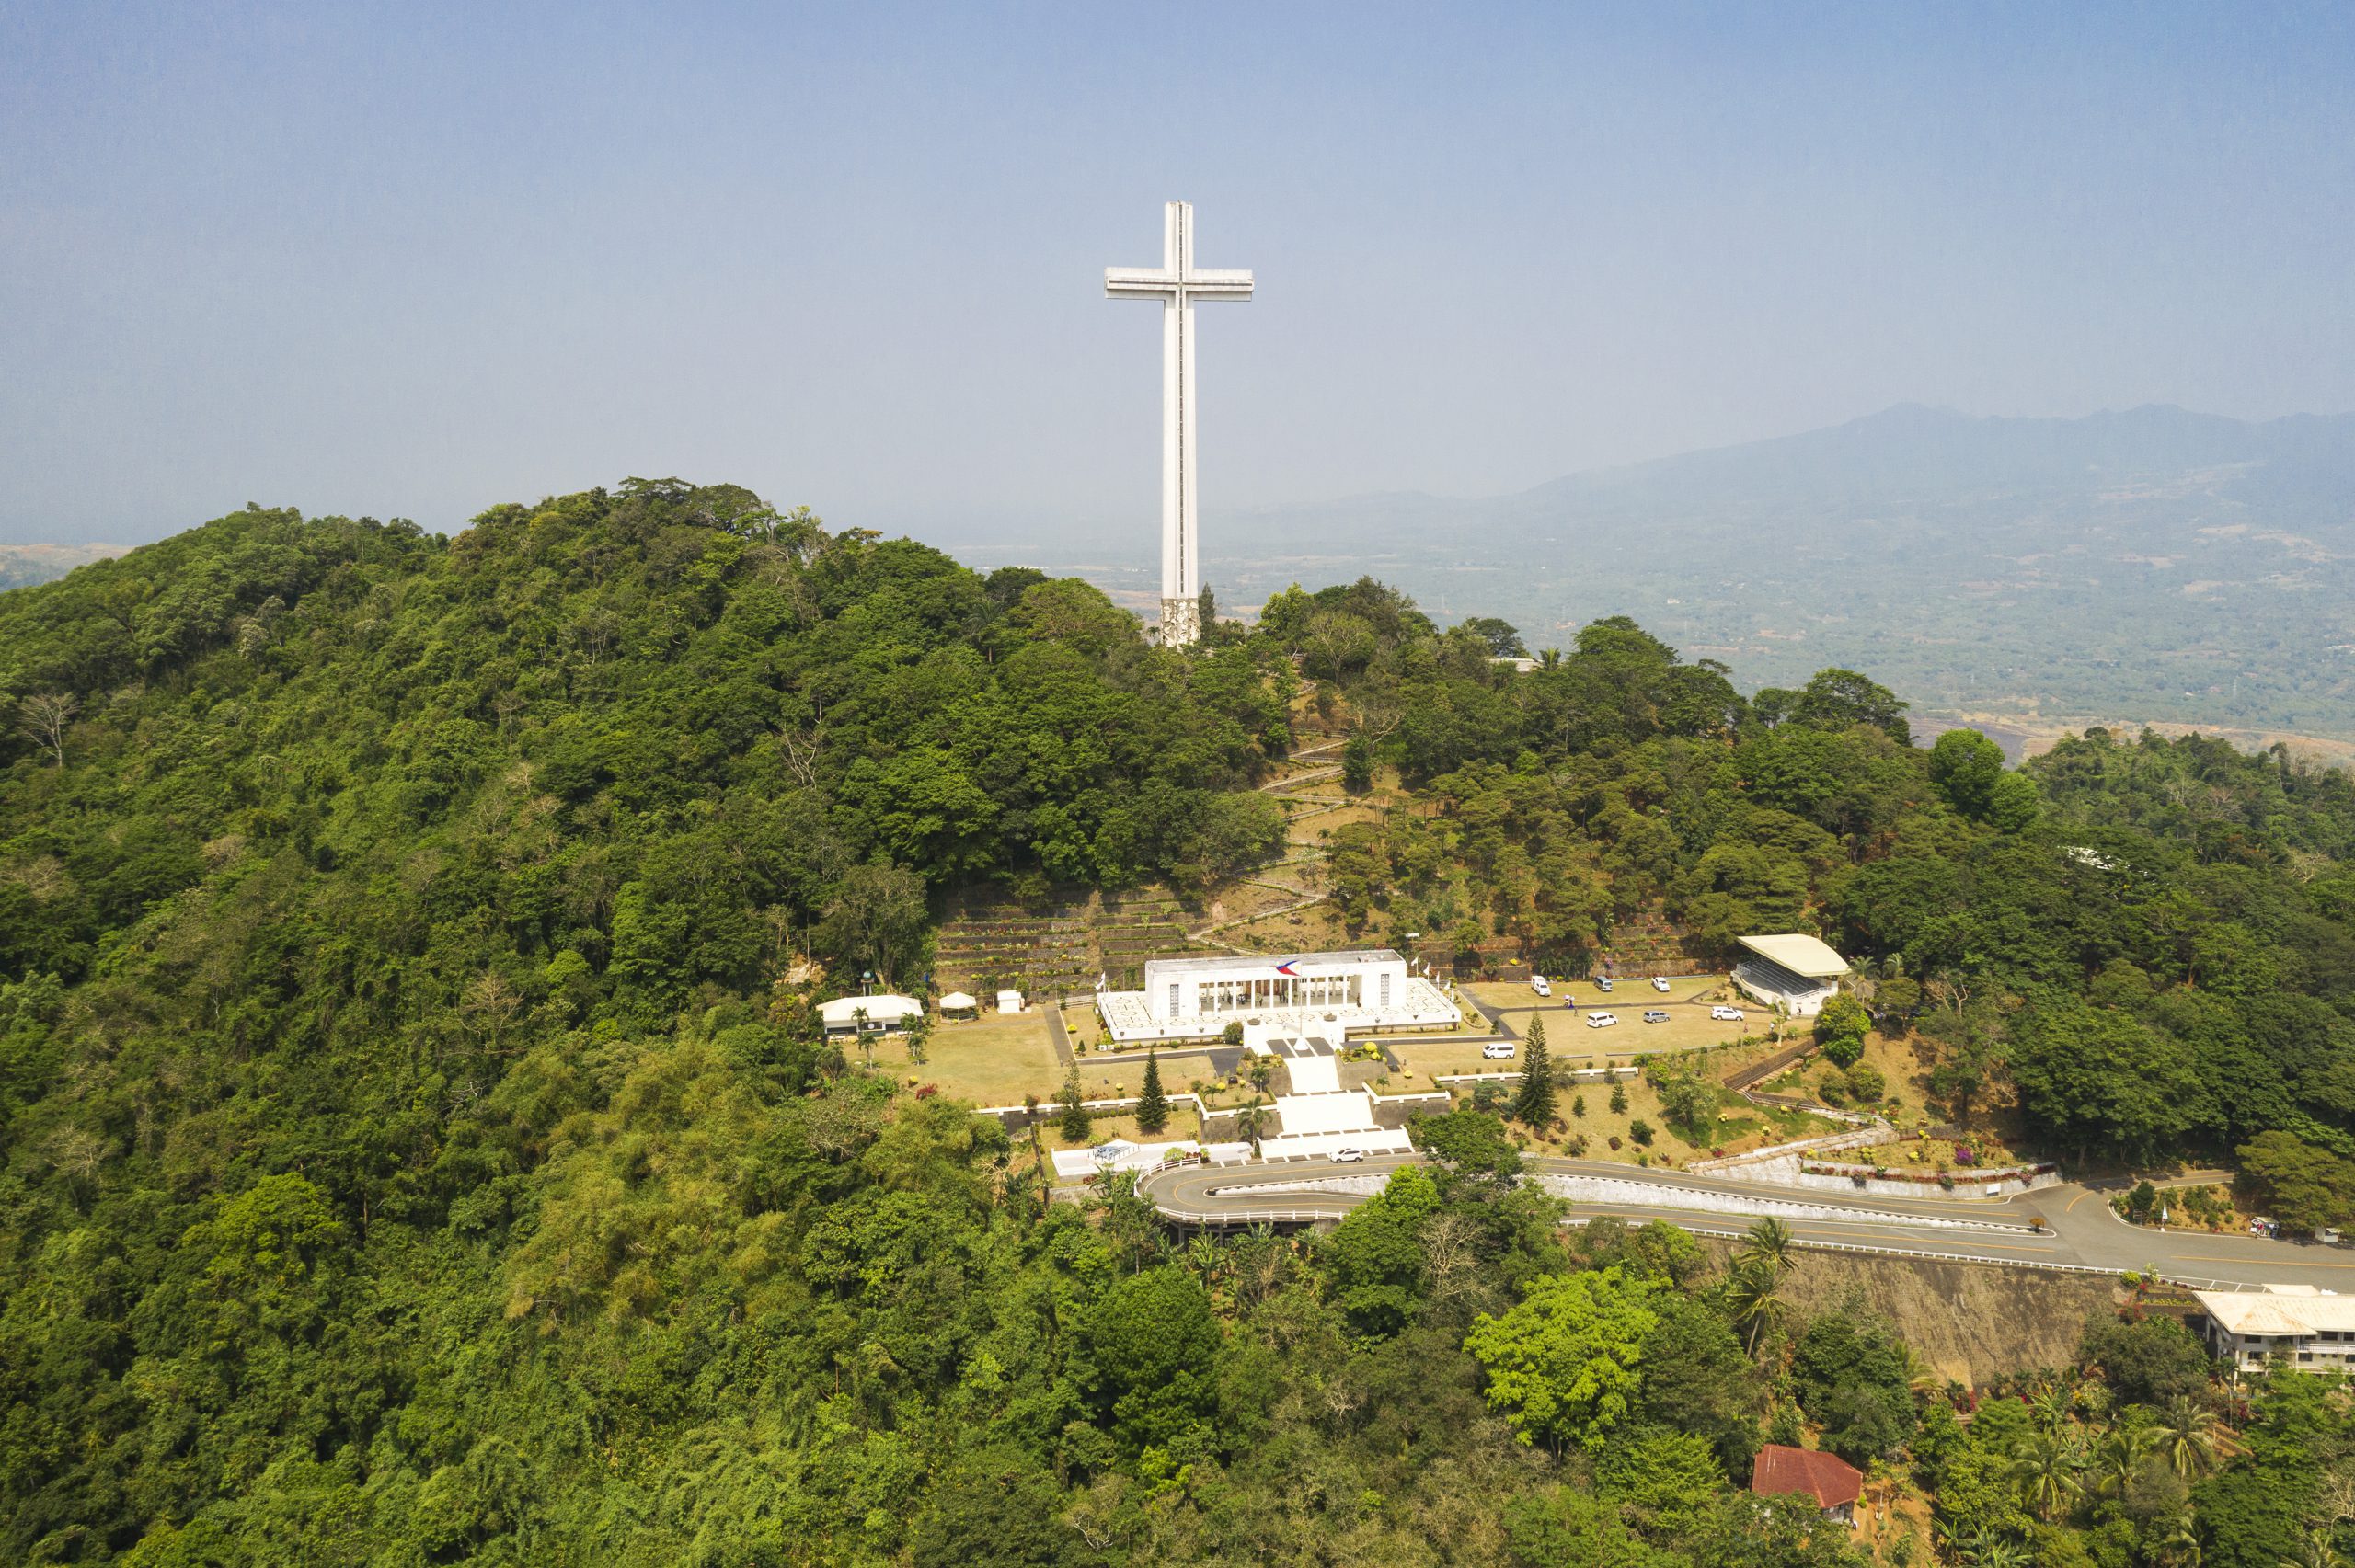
[1274,960,1302,977]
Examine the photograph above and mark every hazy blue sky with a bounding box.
[4,2,2351,546]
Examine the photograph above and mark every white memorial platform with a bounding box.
[1243,1027,1410,1162]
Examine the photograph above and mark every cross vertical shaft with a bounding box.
[1106,200,1252,647]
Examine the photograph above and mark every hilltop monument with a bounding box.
[1105,200,1253,647]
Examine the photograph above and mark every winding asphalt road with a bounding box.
[1136,1153,2355,1292]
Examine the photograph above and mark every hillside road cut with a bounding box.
[1136,1154,2355,1292]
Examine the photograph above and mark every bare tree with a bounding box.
[18,692,76,767]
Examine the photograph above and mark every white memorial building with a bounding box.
[1097,948,1458,1044]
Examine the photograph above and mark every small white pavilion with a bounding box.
[1731,934,1850,1018]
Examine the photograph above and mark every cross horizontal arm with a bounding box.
[1104,266,1256,301]
[1105,268,1178,299]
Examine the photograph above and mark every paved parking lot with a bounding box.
[1462,976,1755,1057]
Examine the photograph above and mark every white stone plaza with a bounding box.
[1096,947,1459,1045]
[1105,200,1251,647]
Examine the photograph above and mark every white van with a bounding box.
[1482,1042,1516,1059]
[1531,974,1551,997]
[1585,1012,1619,1028]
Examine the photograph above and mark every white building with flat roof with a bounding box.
[817,994,925,1035]
[1097,947,1458,1044]
[2191,1285,2355,1373]
[1732,933,1850,1018]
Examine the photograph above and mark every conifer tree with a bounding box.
[1513,1016,1556,1126]
[1057,1070,1093,1144]
[1610,1079,1629,1116]
[1136,1048,1168,1135]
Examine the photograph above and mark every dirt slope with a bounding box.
[1707,1242,2123,1387]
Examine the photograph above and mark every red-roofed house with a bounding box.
[1751,1444,1863,1526]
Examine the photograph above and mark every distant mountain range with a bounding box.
[982,403,2355,743]
[0,543,125,591]
[14,405,2355,742]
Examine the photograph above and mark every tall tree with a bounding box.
[1056,1070,1093,1144]
[1135,1048,1168,1136]
[1514,1015,1557,1126]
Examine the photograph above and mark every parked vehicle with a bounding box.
[1585,1012,1619,1028]
[1531,975,1551,997]
[1482,1042,1516,1059]
[1710,1005,1745,1022]
[1332,1147,1366,1163]
[1651,977,1672,993]
[1594,976,1614,992]
[1642,1010,1670,1024]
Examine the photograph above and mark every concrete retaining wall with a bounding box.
[1786,1167,2063,1200]
[1367,1091,1453,1130]
[1532,1173,2032,1232]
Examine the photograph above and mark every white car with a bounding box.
[1332,1147,1366,1163]
[1483,1042,1516,1059]
[1584,1011,1619,1028]
[1711,1005,1745,1022]
[1651,977,1672,993]
[1531,975,1551,997]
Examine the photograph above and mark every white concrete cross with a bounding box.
[1106,200,1253,647]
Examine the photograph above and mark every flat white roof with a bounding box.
[2195,1286,2355,1336]
[1738,934,1850,979]
[817,993,924,1024]
[1143,947,1402,977]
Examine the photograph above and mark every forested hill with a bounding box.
[8,483,2355,1562]
[0,481,1294,1001]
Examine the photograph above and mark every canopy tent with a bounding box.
[817,994,924,1034]
[936,991,979,1015]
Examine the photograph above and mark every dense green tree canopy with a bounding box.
[6,483,2355,1561]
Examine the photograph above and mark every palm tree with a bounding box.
[2090,1425,2156,1500]
[1238,1097,1266,1159]
[2155,1394,2235,1481]
[1723,1253,1783,1356]
[1965,1530,2034,1568]
[2007,1428,2085,1522]
[1738,1216,1799,1280]
[2154,1508,2202,1567]
[2030,1377,2074,1435]
[2283,1527,2350,1568]
[1896,1341,1947,1397]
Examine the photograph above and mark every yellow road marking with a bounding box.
[2169,1253,2355,1269]
[2067,1189,2095,1212]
